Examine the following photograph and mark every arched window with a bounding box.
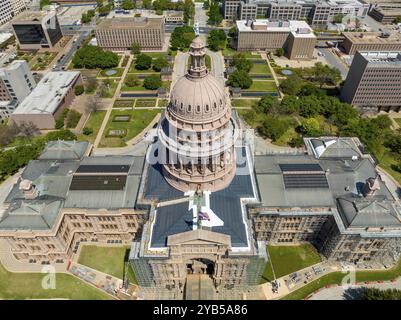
[180,103,184,110]
[196,105,201,112]
[205,104,209,112]
[213,102,217,109]
[188,105,192,112]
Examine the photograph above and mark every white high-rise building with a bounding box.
[0,0,26,26]
[0,60,36,120]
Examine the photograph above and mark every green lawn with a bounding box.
[0,262,110,300]
[244,81,277,92]
[77,110,106,144]
[78,245,131,280]
[262,244,322,282]
[158,99,169,108]
[100,80,118,98]
[378,150,401,186]
[231,99,257,108]
[113,99,135,109]
[99,109,160,148]
[249,62,270,74]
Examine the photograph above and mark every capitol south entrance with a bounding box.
[185,259,216,300]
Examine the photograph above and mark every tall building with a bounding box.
[0,0,26,26]
[341,51,401,112]
[224,0,369,26]
[11,10,63,51]
[236,19,317,60]
[95,17,165,51]
[369,3,401,24]
[0,60,36,120]
[341,32,401,55]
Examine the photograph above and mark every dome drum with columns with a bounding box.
[158,37,237,192]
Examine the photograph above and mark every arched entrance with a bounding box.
[186,258,215,275]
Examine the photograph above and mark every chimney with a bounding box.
[362,176,380,197]
[19,179,39,200]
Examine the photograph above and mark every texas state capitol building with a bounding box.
[1,37,401,299]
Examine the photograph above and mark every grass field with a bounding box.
[377,150,401,186]
[78,245,130,280]
[261,244,322,282]
[99,109,160,148]
[249,62,270,74]
[135,98,157,107]
[0,262,110,300]
[231,99,257,108]
[244,81,277,92]
[77,110,106,144]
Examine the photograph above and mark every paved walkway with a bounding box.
[308,278,401,300]
[93,54,134,148]
[261,52,283,99]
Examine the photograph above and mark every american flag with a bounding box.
[198,211,210,221]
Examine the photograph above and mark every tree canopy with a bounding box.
[231,53,253,73]
[170,26,195,50]
[153,56,169,72]
[135,54,152,70]
[208,0,223,25]
[143,75,162,90]
[227,70,252,89]
[207,29,227,51]
[72,45,119,69]
[362,288,401,300]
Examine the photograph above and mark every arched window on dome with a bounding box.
[196,105,201,113]
[180,103,184,110]
[213,102,217,109]
[219,99,222,105]
[205,104,209,112]
[188,105,192,112]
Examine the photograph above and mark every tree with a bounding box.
[72,45,119,69]
[393,16,401,24]
[85,77,98,93]
[228,26,238,38]
[142,0,152,9]
[231,53,253,73]
[227,70,253,89]
[125,74,140,87]
[66,110,82,129]
[121,0,135,10]
[45,130,77,142]
[280,95,300,115]
[299,118,322,136]
[74,85,84,96]
[135,54,152,70]
[86,95,101,114]
[170,26,195,50]
[362,288,401,300]
[143,75,162,90]
[311,62,342,88]
[17,122,40,138]
[207,29,227,51]
[131,42,141,55]
[275,48,285,57]
[98,4,112,16]
[255,95,280,115]
[183,0,195,21]
[40,0,51,9]
[208,0,223,25]
[83,127,94,135]
[258,116,291,141]
[203,0,210,10]
[153,56,169,72]
[279,75,303,95]
[299,95,322,118]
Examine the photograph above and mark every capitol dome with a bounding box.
[168,38,228,123]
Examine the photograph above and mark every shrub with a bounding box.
[66,110,82,129]
[143,75,162,90]
[83,127,93,135]
[74,85,84,96]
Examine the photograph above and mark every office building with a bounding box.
[11,10,63,50]
[341,51,401,112]
[95,17,165,51]
[0,60,36,121]
[369,4,401,24]
[0,0,26,26]
[224,0,369,26]
[341,32,401,55]
[236,19,317,60]
[11,71,82,129]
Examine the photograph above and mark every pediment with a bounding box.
[167,229,231,247]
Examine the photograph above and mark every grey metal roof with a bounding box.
[38,140,89,161]
[337,195,401,228]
